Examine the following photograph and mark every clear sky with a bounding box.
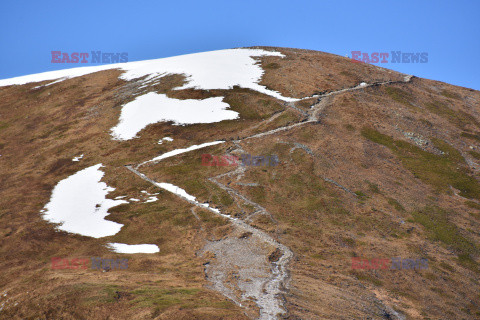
[1,0,479,90]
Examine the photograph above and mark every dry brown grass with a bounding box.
[0,47,479,319]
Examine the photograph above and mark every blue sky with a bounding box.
[1,0,479,90]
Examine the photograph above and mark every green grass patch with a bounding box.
[345,124,355,131]
[411,206,478,272]
[465,200,480,210]
[351,271,383,286]
[164,164,192,177]
[342,237,356,247]
[80,284,121,305]
[182,179,208,198]
[273,111,299,126]
[284,172,324,198]
[253,110,300,135]
[457,253,478,271]
[0,121,10,131]
[469,150,480,160]
[287,173,304,188]
[248,186,266,204]
[131,287,200,310]
[425,102,479,129]
[441,90,461,100]
[461,131,480,142]
[439,261,455,272]
[387,197,405,212]
[211,188,234,207]
[171,211,196,226]
[366,181,381,194]
[361,127,480,199]
[301,195,327,212]
[385,87,416,109]
[354,191,368,200]
[196,208,229,227]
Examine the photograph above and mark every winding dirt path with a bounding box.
[124,75,413,319]
[125,164,292,319]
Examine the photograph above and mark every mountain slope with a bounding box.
[0,47,479,319]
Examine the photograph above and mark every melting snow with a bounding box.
[72,154,84,162]
[139,190,158,202]
[156,182,197,202]
[41,165,161,253]
[2,49,300,141]
[0,49,297,102]
[141,140,224,166]
[154,182,224,215]
[158,137,173,144]
[107,243,160,254]
[111,93,238,140]
[145,196,158,203]
[41,164,127,238]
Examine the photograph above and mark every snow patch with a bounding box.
[0,49,297,101]
[110,93,238,140]
[156,182,197,202]
[41,165,161,253]
[145,196,158,203]
[107,243,160,254]
[158,137,173,144]
[155,182,222,215]
[72,154,84,162]
[41,164,127,238]
[141,140,224,166]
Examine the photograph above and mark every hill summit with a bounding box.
[0,47,479,319]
